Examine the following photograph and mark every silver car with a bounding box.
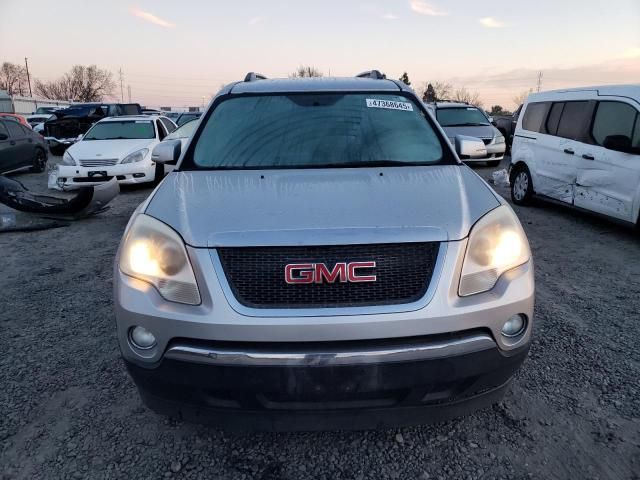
[428,102,506,167]
[114,71,534,430]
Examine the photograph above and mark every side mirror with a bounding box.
[76,134,84,141]
[152,139,181,165]
[488,116,494,123]
[603,135,637,154]
[455,135,488,159]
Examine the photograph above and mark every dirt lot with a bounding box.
[1,157,639,480]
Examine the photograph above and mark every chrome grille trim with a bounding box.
[79,158,119,167]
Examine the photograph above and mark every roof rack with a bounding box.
[356,70,387,80]
[243,72,268,82]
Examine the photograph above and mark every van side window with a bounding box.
[556,101,589,140]
[591,101,639,147]
[521,102,548,132]
[545,103,564,135]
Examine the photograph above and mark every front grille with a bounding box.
[79,159,119,167]
[217,243,440,309]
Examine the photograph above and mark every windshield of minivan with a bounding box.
[190,94,448,169]
[84,121,155,140]
[436,107,490,127]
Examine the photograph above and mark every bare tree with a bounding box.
[398,72,411,86]
[0,62,29,96]
[34,65,116,102]
[453,87,484,107]
[512,89,532,108]
[419,80,453,102]
[289,65,323,78]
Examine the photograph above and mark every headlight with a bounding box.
[121,148,149,164]
[459,205,531,296]
[494,135,505,145]
[119,214,201,305]
[61,150,76,166]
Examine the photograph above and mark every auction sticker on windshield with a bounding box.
[366,99,414,111]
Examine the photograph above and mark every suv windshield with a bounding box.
[189,93,448,170]
[84,120,155,140]
[436,107,490,127]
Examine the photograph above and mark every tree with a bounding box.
[399,72,411,86]
[419,80,453,102]
[423,83,436,102]
[512,89,532,108]
[34,65,116,102]
[490,105,504,115]
[289,65,323,78]
[453,87,483,107]
[0,62,29,96]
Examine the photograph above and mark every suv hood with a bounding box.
[145,165,500,247]
[68,139,153,161]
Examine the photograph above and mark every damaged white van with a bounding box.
[509,85,640,226]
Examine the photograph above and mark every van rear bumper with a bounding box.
[125,333,530,431]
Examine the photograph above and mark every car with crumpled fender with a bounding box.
[114,71,535,431]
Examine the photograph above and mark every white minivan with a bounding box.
[509,85,640,226]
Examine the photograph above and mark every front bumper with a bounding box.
[56,163,155,188]
[126,332,530,430]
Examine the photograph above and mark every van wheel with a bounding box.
[30,148,47,173]
[510,164,533,205]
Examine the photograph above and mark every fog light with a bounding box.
[130,326,156,349]
[502,314,526,337]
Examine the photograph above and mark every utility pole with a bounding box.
[128,85,131,103]
[118,68,124,102]
[24,57,32,97]
[536,71,543,93]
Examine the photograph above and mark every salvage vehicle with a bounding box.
[0,113,32,128]
[495,105,522,151]
[429,102,506,167]
[55,115,176,189]
[115,71,534,431]
[510,85,640,226]
[43,103,143,155]
[0,116,48,174]
[25,114,53,129]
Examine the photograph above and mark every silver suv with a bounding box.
[114,71,534,430]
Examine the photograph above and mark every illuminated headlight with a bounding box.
[119,214,201,305]
[494,135,505,145]
[459,205,531,296]
[121,148,149,164]
[61,150,76,166]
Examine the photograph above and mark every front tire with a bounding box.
[30,148,47,173]
[510,164,534,205]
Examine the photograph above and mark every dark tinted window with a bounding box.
[160,118,176,133]
[0,121,8,138]
[190,93,448,170]
[522,102,548,132]
[545,103,564,135]
[591,101,638,147]
[556,101,589,140]
[5,121,24,138]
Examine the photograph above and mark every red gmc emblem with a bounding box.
[285,262,377,284]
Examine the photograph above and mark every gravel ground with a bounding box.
[1,156,639,480]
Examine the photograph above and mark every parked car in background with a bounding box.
[44,103,143,155]
[0,113,32,129]
[116,72,534,430]
[495,105,522,151]
[34,106,63,115]
[152,118,198,176]
[175,111,202,126]
[142,108,163,115]
[429,102,506,166]
[26,114,53,129]
[0,116,48,174]
[55,115,176,189]
[164,112,181,122]
[510,85,640,226]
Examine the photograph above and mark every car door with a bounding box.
[4,120,32,170]
[535,101,591,204]
[0,120,17,173]
[574,100,640,222]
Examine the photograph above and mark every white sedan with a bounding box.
[55,115,176,189]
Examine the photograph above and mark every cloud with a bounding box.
[622,47,640,59]
[248,16,264,26]
[129,7,175,28]
[479,17,505,28]
[409,0,447,16]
